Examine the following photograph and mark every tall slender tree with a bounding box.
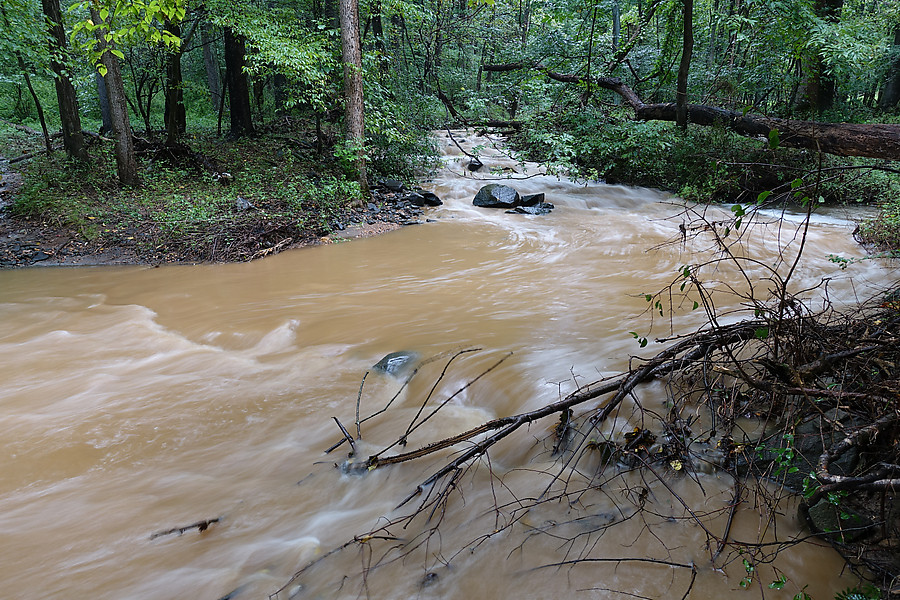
[41,0,88,160]
[0,2,52,153]
[223,26,254,137]
[200,20,222,110]
[676,0,693,130]
[164,19,186,145]
[339,0,368,194]
[880,24,900,109]
[90,3,138,185]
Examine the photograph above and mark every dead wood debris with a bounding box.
[150,517,221,540]
[276,303,900,598]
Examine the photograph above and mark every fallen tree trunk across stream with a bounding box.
[482,62,900,160]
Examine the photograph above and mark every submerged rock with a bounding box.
[405,190,442,207]
[372,350,420,376]
[520,193,545,206]
[473,184,520,208]
[805,498,875,542]
[506,202,555,215]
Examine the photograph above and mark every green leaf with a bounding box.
[111,48,124,60]
[757,190,772,204]
[791,178,803,189]
[754,327,769,339]
[768,128,780,149]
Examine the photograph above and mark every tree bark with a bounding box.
[880,25,900,110]
[0,3,51,153]
[200,22,222,111]
[339,0,369,194]
[483,62,900,160]
[164,20,187,146]
[95,72,113,135]
[796,0,843,113]
[675,0,693,129]
[223,27,254,138]
[369,0,387,72]
[634,102,900,158]
[91,6,139,186]
[40,0,87,160]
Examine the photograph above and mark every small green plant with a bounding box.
[794,585,813,600]
[858,197,900,251]
[739,557,755,588]
[756,433,799,478]
[802,474,848,508]
[834,584,881,600]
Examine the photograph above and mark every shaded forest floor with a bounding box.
[0,122,431,268]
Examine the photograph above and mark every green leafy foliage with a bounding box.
[858,197,900,251]
[834,584,882,600]
[69,0,185,75]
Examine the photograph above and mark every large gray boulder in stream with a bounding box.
[473,184,520,208]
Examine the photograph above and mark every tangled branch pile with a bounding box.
[263,197,899,600]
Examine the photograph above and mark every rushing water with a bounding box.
[0,132,895,600]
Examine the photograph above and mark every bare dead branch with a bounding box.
[150,517,221,540]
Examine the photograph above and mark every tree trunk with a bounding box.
[200,22,222,111]
[20,57,52,154]
[676,0,694,129]
[91,6,139,186]
[483,62,900,160]
[369,0,387,72]
[339,0,369,194]
[40,0,87,160]
[796,0,842,113]
[0,3,51,153]
[880,25,900,110]
[95,72,113,135]
[164,20,187,146]
[223,27,254,138]
[273,73,287,116]
[635,102,900,158]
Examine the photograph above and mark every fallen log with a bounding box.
[482,63,900,160]
[0,118,42,136]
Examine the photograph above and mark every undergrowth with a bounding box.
[3,118,435,262]
[511,108,900,207]
[858,196,900,252]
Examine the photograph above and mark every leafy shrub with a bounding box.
[857,197,900,251]
[512,108,900,207]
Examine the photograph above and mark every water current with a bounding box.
[0,131,895,599]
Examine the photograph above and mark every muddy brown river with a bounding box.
[1,132,895,599]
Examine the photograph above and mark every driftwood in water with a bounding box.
[150,517,220,539]
[482,62,900,160]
